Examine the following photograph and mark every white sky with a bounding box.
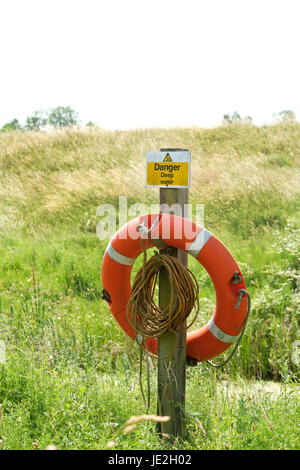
[0,0,299,129]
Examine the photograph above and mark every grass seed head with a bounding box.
[106,441,116,449]
[126,414,170,425]
[123,424,137,434]
[46,444,57,450]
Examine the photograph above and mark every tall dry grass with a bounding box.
[0,124,299,235]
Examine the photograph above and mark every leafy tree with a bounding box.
[25,111,47,131]
[1,118,22,132]
[223,111,253,125]
[223,111,241,124]
[48,106,79,128]
[273,110,296,124]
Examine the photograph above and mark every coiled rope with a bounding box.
[126,238,200,347]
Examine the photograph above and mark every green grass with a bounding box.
[0,123,299,449]
[0,351,299,450]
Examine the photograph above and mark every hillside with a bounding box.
[0,124,299,236]
[0,124,299,450]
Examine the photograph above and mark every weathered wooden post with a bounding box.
[145,148,190,438]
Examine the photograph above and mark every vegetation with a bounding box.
[272,110,297,125]
[1,106,79,133]
[25,111,47,131]
[48,106,79,128]
[223,111,253,125]
[0,119,22,133]
[0,123,299,449]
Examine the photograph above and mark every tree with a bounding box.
[25,111,47,131]
[273,110,296,124]
[48,106,79,128]
[223,111,253,125]
[1,118,22,132]
[223,111,241,124]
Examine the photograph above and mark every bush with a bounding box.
[25,111,47,131]
[1,119,22,132]
[272,110,297,124]
[223,111,253,125]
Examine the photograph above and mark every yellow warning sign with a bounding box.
[145,151,190,188]
[163,153,172,162]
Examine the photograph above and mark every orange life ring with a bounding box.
[101,213,249,362]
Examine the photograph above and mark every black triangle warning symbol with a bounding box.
[163,153,172,162]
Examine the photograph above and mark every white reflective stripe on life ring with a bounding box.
[188,229,212,258]
[207,318,239,343]
[106,242,136,266]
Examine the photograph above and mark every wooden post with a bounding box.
[157,149,189,438]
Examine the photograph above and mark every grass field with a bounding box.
[0,123,299,450]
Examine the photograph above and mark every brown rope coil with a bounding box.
[126,239,200,346]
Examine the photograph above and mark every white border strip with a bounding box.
[207,318,239,343]
[106,242,135,266]
[188,229,212,258]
